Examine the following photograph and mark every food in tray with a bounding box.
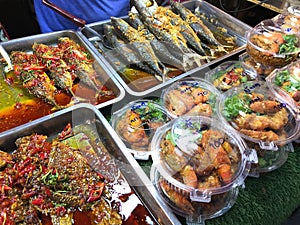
[206,61,258,91]
[113,100,170,152]
[162,78,220,118]
[7,37,115,109]
[221,83,291,142]
[91,0,238,90]
[267,60,300,108]
[0,123,156,225]
[246,19,300,67]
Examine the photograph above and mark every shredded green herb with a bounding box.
[223,94,252,119]
[279,34,299,54]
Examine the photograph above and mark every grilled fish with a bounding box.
[32,43,75,96]
[57,37,100,92]
[111,16,166,81]
[103,24,164,79]
[10,51,61,108]
[170,0,228,53]
[131,0,203,68]
[128,11,184,70]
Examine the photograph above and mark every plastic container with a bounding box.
[217,81,300,174]
[205,60,258,92]
[246,19,300,67]
[110,99,171,160]
[161,77,221,118]
[150,116,256,224]
[266,59,300,110]
[272,12,300,34]
[239,52,276,77]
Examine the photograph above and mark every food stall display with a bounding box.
[0,103,180,225]
[0,30,125,132]
[0,1,300,225]
[79,0,251,95]
[150,116,255,224]
[217,81,300,176]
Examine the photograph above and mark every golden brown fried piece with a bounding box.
[233,107,288,131]
[159,179,194,214]
[250,100,282,114]
[239,129,279,142]
[180,165,198,188]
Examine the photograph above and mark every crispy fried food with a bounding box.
[239,129,279,141]
[180,165,198,188]
[250,100,282,114]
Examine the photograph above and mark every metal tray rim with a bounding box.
[0,29,126,108]
[77,0,251,96]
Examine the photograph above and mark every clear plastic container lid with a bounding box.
[150,166,239,222]
[217,81,300,150]
[246,19,300,67]
[150,115,255,203]
[205,60,258,92]
[266,59,300,110]
[161,77,221,118]
[239,52,276,77]
[111,99,171,160]
[272,12,300,34]
[247,142,292,177]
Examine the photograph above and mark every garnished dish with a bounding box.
[266,60,300,108]
[246,19,300,67]
[150,116,251,219]
[7,37,115,109]
[162,78,220,118]
[218,81,300,145]
[0,123,156,225]
[89,0,240,93]
[111,100,171,158]
[206,60,258,91]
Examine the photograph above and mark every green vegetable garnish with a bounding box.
[223,93,252,119]
[274,69,300,93]
[279,34,299,54]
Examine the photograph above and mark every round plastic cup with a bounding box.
[150,166,239,224]
[110,99,171,160]
[205,60,259,92]
[217,81,300,174]
[266,59,300,111]
[246,19,300,67]
[150,115,255,223]
[161,77,221,118]
[272,12,300,34]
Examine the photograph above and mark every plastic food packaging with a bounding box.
[266,59,300,111]
[110,99,171,160]
[217,81,300,175]
[161,77,221,118]
[246,19,300,67]
[150,115,256,224]
[239,52,276,77]
[205,60,258,92]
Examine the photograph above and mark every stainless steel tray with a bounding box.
[78,0,252,96]
[0,30,125,108]
[0,103,180,225]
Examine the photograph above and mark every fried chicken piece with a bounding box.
[250,100,282,114]
[239,129,279,142]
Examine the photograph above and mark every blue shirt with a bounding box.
[34,0,130,33]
